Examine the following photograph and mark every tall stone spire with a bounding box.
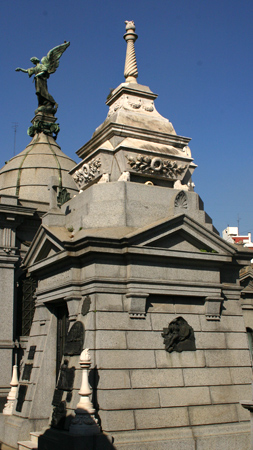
[123,20,138,83]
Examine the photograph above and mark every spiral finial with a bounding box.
[123,20,138,83]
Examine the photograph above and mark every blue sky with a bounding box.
[1,0,253,237]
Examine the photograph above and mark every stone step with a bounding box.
[17,441,37,450]
[30,432,41,445]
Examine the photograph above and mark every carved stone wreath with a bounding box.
[126,154,187,179]
[73,158,101,188]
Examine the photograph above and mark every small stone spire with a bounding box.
[123,21,138,83]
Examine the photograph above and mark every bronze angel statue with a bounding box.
[16,41,70,114]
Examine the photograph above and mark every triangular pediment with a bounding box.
[127,214,237,256]
[146,229,218,253]
[23,225,65,267]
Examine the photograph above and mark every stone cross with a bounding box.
[48,176,59,209]
[123,20,138,83]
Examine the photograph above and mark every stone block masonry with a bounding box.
[89,292,252,436]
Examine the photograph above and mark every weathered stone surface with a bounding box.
[96,312,152,330]
[96,293,123,311]
[188,404,238,426]
[135,407,189,429]
[99,410,135,432]
[98,388,160,410]
[174,302,205,315]
[195,332,226,349]
[183,367,232,386]
[225,332,248,349]
[97,370,131,390]
[145,300,175,313]
[221,299,243,316]
[96,330,127,349]
[160,386,211,407]
[156,350,205,368]
[236,403,250,422]
[195,428,250,450]
[114,438,195,450]
[126,331,163,349]
[230,367,252,384]
[130,368,184,388]
[210,384,251,404]
[205,349,251,367]
[200,315,246,332]
[96,350,156,369]
[151,313,201,332]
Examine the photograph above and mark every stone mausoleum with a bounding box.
[1,21,253,450]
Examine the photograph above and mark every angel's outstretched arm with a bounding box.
[15,67,28,73]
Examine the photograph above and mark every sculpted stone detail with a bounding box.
[107,96,155,118]
[73,158,101,188]
[161,317,196,353]
[174,191,188,208]
[142,102,154,112]
[126,154,187,179]
[128,98,141,109]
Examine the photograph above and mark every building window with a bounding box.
[21,277,37,336]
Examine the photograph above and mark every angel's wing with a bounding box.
[42,41,70,74]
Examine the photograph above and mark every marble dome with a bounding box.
[0,132,78,211]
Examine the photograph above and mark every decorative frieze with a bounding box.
[73,158,101,188]
[126,154,187,179]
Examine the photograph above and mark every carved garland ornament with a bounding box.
[126,154,187,178]
[73,158,101,188]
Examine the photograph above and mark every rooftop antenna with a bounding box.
[237,213,241,234]
[12,122,18,156]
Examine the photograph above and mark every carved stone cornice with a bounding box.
[75,122,191,160]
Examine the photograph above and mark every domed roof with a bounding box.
[0,132,78,211]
